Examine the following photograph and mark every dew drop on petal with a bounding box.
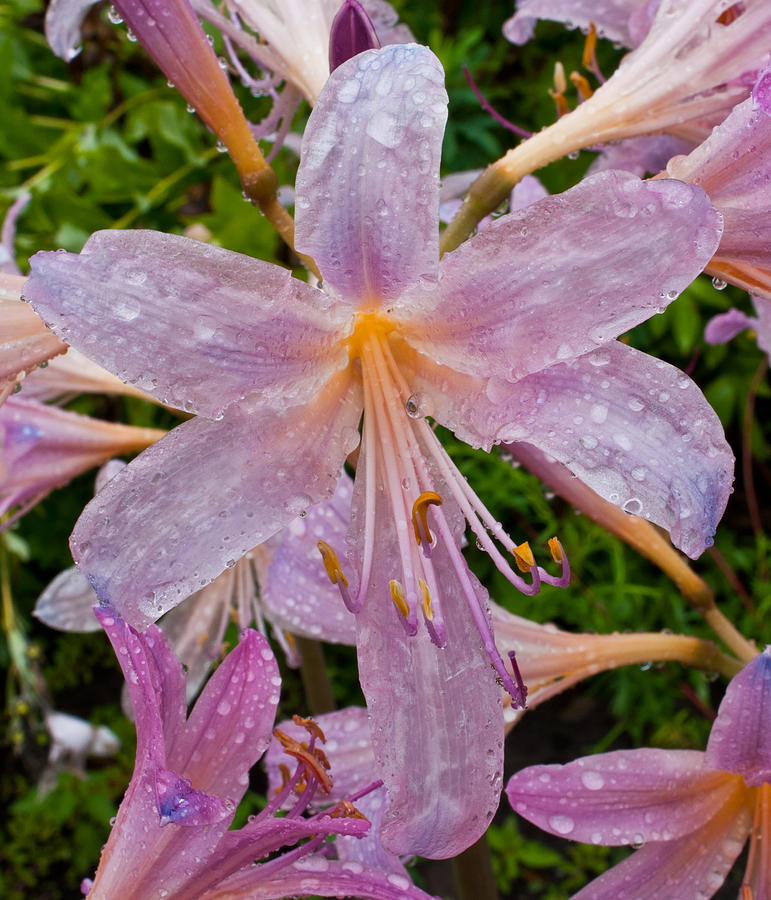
[580,771,605,790]
[548,814,575,835]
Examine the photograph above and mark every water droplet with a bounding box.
[216,139,227,153]
[126,27,137,41]
[567,150,580,160]
[711,276,727,291]
[217,700,231,715]
[186,103,196,114]
[405,393,423,418]
[622,497,642,515]
[548,814,575,835]
[581,771,605,790]
[107,5,123,23]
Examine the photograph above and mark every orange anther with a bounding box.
[418,578,433,621]
[292,714,327,745]
[513,541,535,573]
[548,536,563,563]
[273,728,333,792]
[570,71,593,101]
[389,580,410,619]
[581,22,598,70]
[317,540,348,586]
[411,491,442,546]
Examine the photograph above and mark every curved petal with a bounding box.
[570,786,751,900]
[704,307,757,345]
[25,231,351,418]
[705,648,771,786]
[397,172,722,383]
[507,748,741,845]
[170,630,279,803]
[44,0,99,60]
[349,434,503,860]
[261,471,357,644]
[71,373,362,629]
[587,135,694,178]
[294,44,446,306]
[503,0,643,47]
[34,566,101,633]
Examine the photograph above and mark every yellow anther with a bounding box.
[317,540,348,587]
[552,61,567,94]
[581,22,598,70]
[284,630,298,655]
[389,580,410,619]
[418,578,434,621]
[197,630,210,647]
[569,71,593,101]
[411,491,442,546]
[548,536,563,563]
[512,541,535,573]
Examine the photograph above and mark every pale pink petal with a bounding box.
[503,0,643,47]
[704,307,756,345]
[1,194,31,274]
[753,294,771,356]
[667,87,771,270]
[20,348,152,404]
[25,231,351,418]
[71,375,362,629]
[44,0,99,60]
[397,172,721,383]
[510,173,549,209]
[570,787,751,900]
[705,648,771,786]
[349,435,503,860]
[507,749,741,844]
[294,44,446,306]
[360,0,415,45]
[170,630,280,803]
[261,471,357,645]
[587,135,694,178]
[34,566,100,632]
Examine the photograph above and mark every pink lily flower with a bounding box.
[25,43,728,855]
[666,65,771,301]
[0,396,164,529]
[85,608,425,900]
[506,647,771,899]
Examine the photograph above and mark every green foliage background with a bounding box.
[0,1,769,897]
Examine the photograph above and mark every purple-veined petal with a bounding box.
[25,231,352,419]
[206,856,438,900]
[44,0,99,60]
[705,648,771,786]
[295,44,446,307]
[169,630,279,803]
[329,0,380,72]
[261,470,357,645]
[71,374,362,629]
[503,0,644,47]
[34,566,101,632]
[704,307,757,345]
[397,172,722,383]
[587,135,694,178]
[507,748,741,845]
[510,173,549,210]
[154,764,234,827]
[349,433,503,859]
[570,786,751,900]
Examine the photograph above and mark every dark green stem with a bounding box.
[451,833,499,900]
[295,636,336,715]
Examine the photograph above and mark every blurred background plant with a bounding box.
[0,0,768,897]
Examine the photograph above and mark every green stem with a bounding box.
[451,833,499,900]
[295,636,336,715]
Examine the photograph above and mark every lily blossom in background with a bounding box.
[705,295,771,358]
[86,609,427,900]
[39,710,120,797]
[506,647,771,900]
[25,43,729,856]
[0,397,164,529]
[504,0,651,48]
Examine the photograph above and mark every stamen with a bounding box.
[389,579,410,619]
[570,71,593,102]
[507,651,528,708]
[581,22,606,83]
[412,491,442,550]
[513,541,535,573]
[291,714,326,745]
[419,578,433,621]
[547,536,562,563]
[272,728,333,793]
[541,537,571,588]
[328,799,368,820]
[316,539,360,613]
[549,62,570,117]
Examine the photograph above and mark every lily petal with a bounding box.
[294,44,446,306]
[44,0,99,60]
[34,566,101,632]
[705,648,771,786]
[503,0,643,48]
[350,433,503,859]
[398,172,722,384]
[261,470,357,645]
[507,749,741,845]
[570,785,751,900]
[25,231,351,418]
